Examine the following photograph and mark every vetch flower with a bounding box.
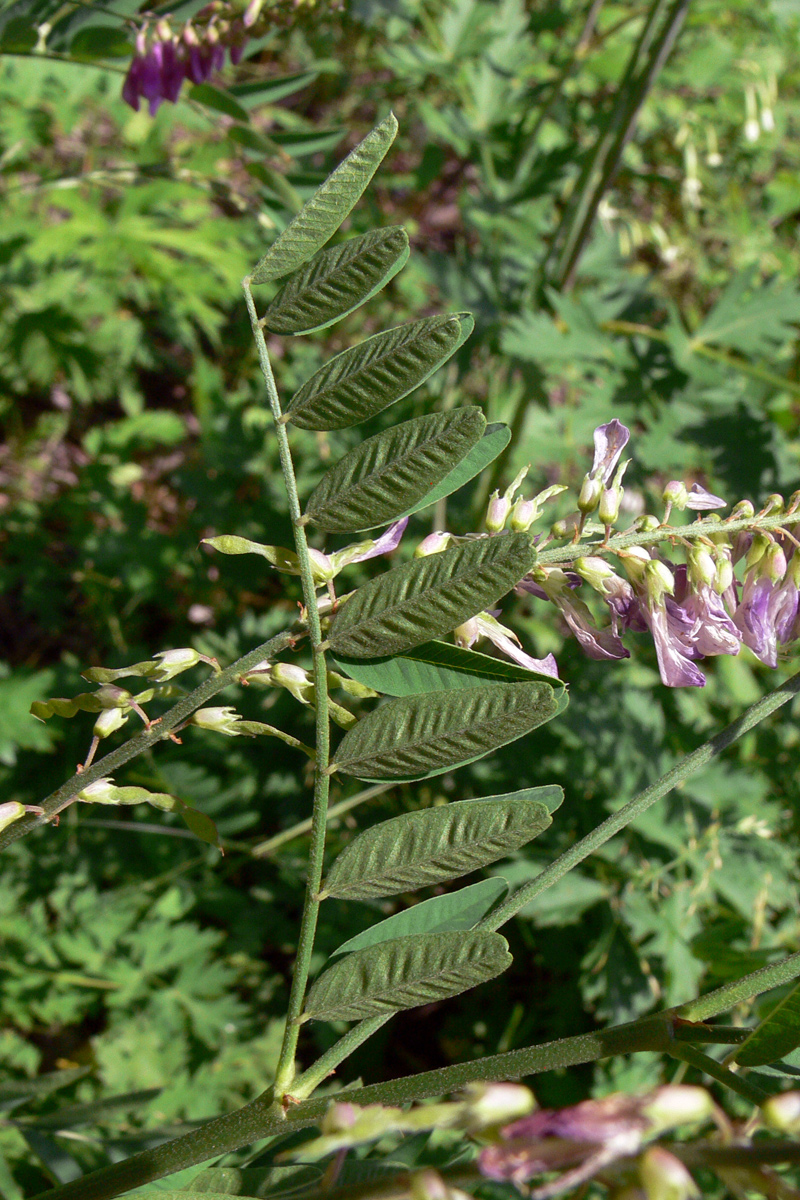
[520,568,629,661]
[454,611,560,679]
[620,552,706,687]
[662,481,726,524]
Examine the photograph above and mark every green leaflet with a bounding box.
[328,533,536,659]
[329,681,559,781]
[285,313,474,430]
[396,422,511,520]
[250,114,398,284]
[187,83,250,123]
[229,71,319,107]
[321,796,553,900]
[302,930,511,1023]
[305,408,486,533]
[332,639,560,696]
[331,878,509,957]
[261,227,410,337]
[734,980,800,1067]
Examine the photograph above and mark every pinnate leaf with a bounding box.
[328,533,536,659]
[735,980,800,1067]
[330,681,559,781]
[332,638,560,696]
[302,930,511,1023]
[261,227,410,336]
[306,408,485,533]
[331,878,509,957]
[285,313,474,430]
[396,421,511,520]
[321,796,554,900]
[250,114,398,284]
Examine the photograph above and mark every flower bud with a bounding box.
[765,542,787,581]
[687,546,716,589]
[551,514,581,540]
[635,514,661,533]
[415,531,452,558]
[713,551,734,595]
[643,1086,713,1132]
[598,486,621,526]
[93,706,128,739]
[761,1091,800,1133]
[574,556,616,590]
[0,802,43,833]
[190,706,243,735]
[77,778,118,804]
[96,684,132,709]
[453,618,480,648]
[645,559,675,602]
[485,490,510,532]
[510,496,537,531]
[461,1082,535,1131]
[152,648,202,680]
[761,493,784,516]
[662,481,688,509]
[638,1147,699,1200]
[271,662,314,705]
[578,474,602,515]
[307,547,335,583]
[745,533,770,573]
[730,499,755,521]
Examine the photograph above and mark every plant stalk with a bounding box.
[243,278,331,1099]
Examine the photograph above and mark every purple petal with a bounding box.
[684,483,726,511]
[591,419,630,484]
[346,518,408,565]
[121,59,143,110]
[489,630,560,679]
[646,605,706,687]
[139,49,163,102]
[558,594,630,661]
[679,586,741,657]
[159,39,186,102]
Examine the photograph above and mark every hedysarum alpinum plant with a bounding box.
[11,114,800,1200]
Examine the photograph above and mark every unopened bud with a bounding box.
[730,499,755,521]
[765,542,787,581]
[461,1082,535,1131]
[96,684,132,708]
[271,661,314,704]
[190,706,243,735]
[761,1090,800,1133]
[645,559,675,601]
[152,648,202,680]
[308,548,335,583]
[453,618,480,649]
[745,533,770,573]
[578,475,602,515]
[635,514,661,533]
[688,546,716,589]
[644,1086,713,1132]
[551,514,581,539]
[663,481,688,509]
[77,778,118,804]
[415,531,452,558]
[639,1147,699,1200]
[0,801,44,833]
[510,496,537,532]
[714,552,734,594]
[598,486,622,526]
[485,490,510,532]
[574,556,616,590]
[93,707,127,739]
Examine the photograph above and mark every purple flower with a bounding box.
[454,612,560,679]
[590,419,630,485]
[733,571,799,668]
[158,38,186,103]
[685,482,726,511]
[524,569,630,662]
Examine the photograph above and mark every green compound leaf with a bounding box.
[250,113,398,284]
[285,313,474,430]
[321,796,553,900]
[302,930,512,1023]
[396,421,511,520]
[306,408,485,533]
[332,639,560,696]
[328,533,536,659]
[331,878,509,957]
[187,83,250,122]
[735,980,800,1067]
[330,681,559,781]
[261,227,410,336]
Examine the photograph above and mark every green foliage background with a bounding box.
[4,0,800,1190]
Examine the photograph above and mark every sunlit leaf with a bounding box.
[187,83,250,123]
[332,638,560,696]
[735,980,800,1067]
[396,422,511,520]
[321,796,554,900]
[302,930,511,1022]
[331,878,509,957]
[306,408,485,532]
[250,113,398,284]
[328,533,536,658]
[285,313,474,430]
[330,681,559,781]
[229,71,319,107]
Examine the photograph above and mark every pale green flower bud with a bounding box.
[93,706,128,739]
[152,648,202,680]
[745,533,770,573]
[0,801,43,832]
[461,1082,535,1131]
[713,551,734,594]
[730,499,755,521]
[190,706,243,735]
[415,531,452,557]
[762,1090,800,1133]
[453,617,480,648]
[635,514,661,532]
[574,556,617,590]
[510,496,537,531]
[271,662,315,705]
[643,1085,712,1131]
[645,559,675,602]
[598,486,621,526]
[307,547,335,584]
[639,1147,699,1200]
[687,546,716,589]
[578,474,602,515]
[485,490,510,532]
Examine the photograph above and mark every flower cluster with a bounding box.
[493,419,800,688]
[122,7,251,115]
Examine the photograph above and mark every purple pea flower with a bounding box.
[520,569,629,662]
[591,419,630,485]
[733,549,800,667]
[454,612,560,680]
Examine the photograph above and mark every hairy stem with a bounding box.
[667,1042,769,1105]
[243,278,331,1098]
[480,665,800,932]
[0,627,296,853]
[290,1015,393,1101]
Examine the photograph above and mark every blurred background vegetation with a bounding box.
[4,0,800,1190]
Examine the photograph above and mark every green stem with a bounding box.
[677,949,800,1022]
[480,665,800,933]
[0,628,296,853]
[242,278,331,1099]
[535,509,798,568]
[667,1041,769,1105]
[290,1016,393,1101]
